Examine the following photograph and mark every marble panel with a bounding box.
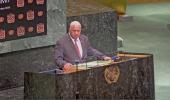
[0,0,66,90]
[67,11,117,55]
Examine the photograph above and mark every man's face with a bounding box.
[69,25,81,39]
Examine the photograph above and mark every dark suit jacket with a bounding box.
[54,34,106,69]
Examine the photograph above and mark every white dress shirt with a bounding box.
[69,34,83,58]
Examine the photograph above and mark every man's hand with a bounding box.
[63,63,74,72]
[103,56,112,61]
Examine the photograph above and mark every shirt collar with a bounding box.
[69,33,80,42]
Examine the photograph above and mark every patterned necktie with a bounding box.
[74,39,81,58]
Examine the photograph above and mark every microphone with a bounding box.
[74,59,80,99]
[74,60,80,65]
[74,59,80,73]
[112,56,119,60]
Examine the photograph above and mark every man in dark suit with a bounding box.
[55,21,111,71]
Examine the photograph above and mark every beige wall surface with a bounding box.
[128,0,170,3]
[67,0,127,15]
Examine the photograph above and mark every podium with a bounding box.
[24,52,155,100]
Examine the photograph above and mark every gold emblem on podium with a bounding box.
[17,26,25,36]
[17,0,24,7]
[36,0,44,5]
[27,10,34,20]
[0,29,5,39]
[7,13,15,24]
[104,66,120,84]
[37,23,44,33]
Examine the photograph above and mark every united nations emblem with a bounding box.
[104,66,120,84]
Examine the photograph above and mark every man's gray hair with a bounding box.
[70,21,81,28]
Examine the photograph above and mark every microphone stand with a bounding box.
[75,60,79,99]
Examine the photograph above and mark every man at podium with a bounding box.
[54,21,111,72]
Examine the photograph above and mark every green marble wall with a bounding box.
[67,11,117,55]
[0,0,66,90]
[67,0,118,55]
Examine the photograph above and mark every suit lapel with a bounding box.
[66,34,86,60]
[66,34,75,50]
[66,34,79,58]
